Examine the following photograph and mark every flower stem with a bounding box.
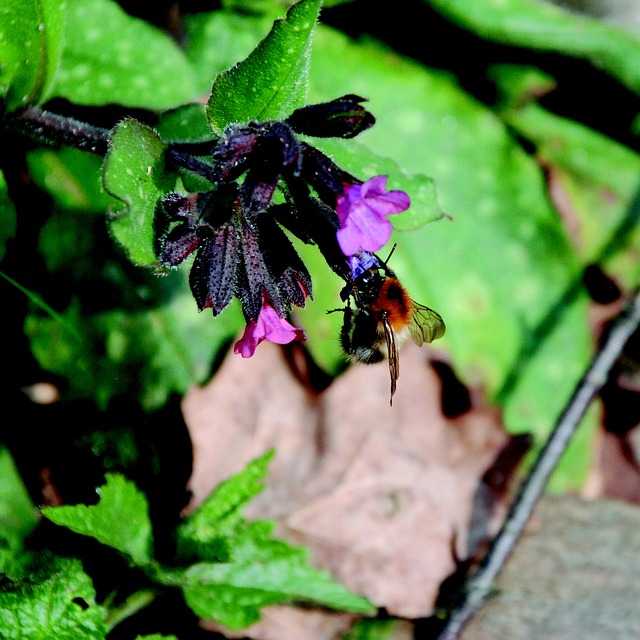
[5,106,110,155]
[103,588,159,630]
[436,287,640,640]
[167,148,216,182]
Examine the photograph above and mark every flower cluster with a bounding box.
[158,95,411,357]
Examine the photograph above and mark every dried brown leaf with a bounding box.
[200,607,358,640]
[182,339,513,637]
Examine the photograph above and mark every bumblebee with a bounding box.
[334,248,445,404]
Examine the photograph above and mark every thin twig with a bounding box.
[436,288,640,640]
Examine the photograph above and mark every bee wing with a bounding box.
[382,315,399,405]
[409,301,446,346]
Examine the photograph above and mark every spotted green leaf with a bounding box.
[156,103,214,145]
[27,147,119,213]
[184,10,274,95]
[0,0,64,110]
[207,0,322,134]
[103,119,175,267]
[53,0,199,109]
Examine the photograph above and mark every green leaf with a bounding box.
[42,473,153,565]
[135,635,178,640]
[177,451,274,561]
[27,148,119,213]
[169,452,373,628]
[492,64,640,289]
[103,118,175,267]
[0,170,17,263]
[25,283,243,411]
[180,519,374,630]
[0,0,64,110]
[0,553,108,640]
[98,296,242,410]
[156,103,215,145]
[0,447,38,553]
[184,10,274,95]
[207,0,322,134]
[342,618,405,640]
[425,0,640,95]
[52,0,198,109]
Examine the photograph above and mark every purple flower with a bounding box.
[233,302,306,358]
[335,175,410,256]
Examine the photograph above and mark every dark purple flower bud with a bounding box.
[299,142,356,206]
[236,217,283,321]
[189,222,238,314]
[239,122,301,214]
[158,192,205,267]
[271,188,350,281]
[212,124,260,181]
[256,121,300,169]
[286,95,375,139]
[240,172,278,216]
[160,224,201,267]
[255,215,312,308]
[158,192,200,224]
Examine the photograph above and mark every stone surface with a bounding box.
[462,496,640,640]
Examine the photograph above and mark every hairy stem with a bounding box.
[437,288,640,640]
[5,106,111,155]
[5,106,218,158]
[167,148,216,181]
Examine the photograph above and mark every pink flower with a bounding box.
[336,175,410,256]
[234,303,306,358]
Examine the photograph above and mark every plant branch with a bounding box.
[103,588,159,630]
[5,106,111,155]
[4,106,221,172]
[167,148,216,182]
[436,287,640,640]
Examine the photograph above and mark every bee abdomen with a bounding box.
[353,344,385,364]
